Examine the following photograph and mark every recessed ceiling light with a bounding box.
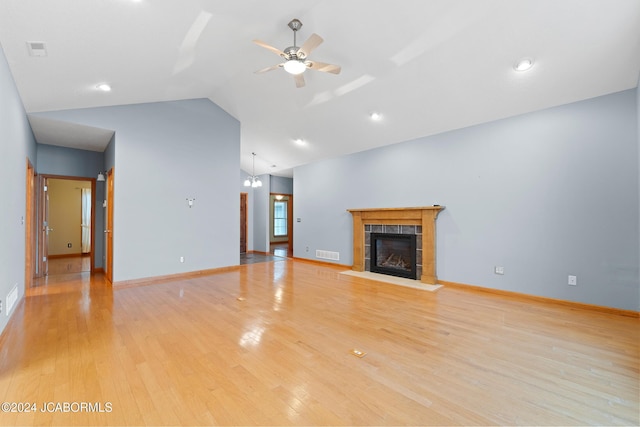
[294,138,306,146]
[514,58,534,72]
[96,83,112,92]
[370,112,382,121]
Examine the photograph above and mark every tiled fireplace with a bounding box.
[366,226,420,279]
[348,206,443,284]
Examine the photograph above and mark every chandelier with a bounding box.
[244,152,262,188]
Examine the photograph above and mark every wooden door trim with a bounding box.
[36,175,47,278]
[240,192,248,254]
[25,159,36,288]
[105,168,114,283]
[270,192,293,257]
[286,194,293,256]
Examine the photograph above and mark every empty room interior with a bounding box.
[0,1,638,426]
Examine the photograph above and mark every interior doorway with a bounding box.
[269,193,293,257]
[240,192,247,254]
[37,175,96,277]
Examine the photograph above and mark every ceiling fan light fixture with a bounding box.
[284,59,306,75]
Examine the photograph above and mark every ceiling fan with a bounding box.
[253,19,341,88]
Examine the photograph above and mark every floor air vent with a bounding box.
[316,250,339,261]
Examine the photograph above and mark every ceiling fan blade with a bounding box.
[255,64,283,74]
[253,39,286,57]
[307,61,341,74]
[294,73,305,88]
[297,33,323,59]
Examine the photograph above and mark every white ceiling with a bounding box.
[1,0,639,177]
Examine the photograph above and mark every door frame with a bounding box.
[37,174,97,276]
[286,194,293,256]
[240,192,248,254]
[25,159,36,288]
[36,175,48,278]
[269,192,293,257]
[105,168,114,283]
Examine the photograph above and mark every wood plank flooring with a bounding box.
[46,255,91,275]
[0,259,638,426]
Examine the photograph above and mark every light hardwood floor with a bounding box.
[0,259,638,426]
[46,255,91,276]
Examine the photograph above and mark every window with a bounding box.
[273,200,288,237]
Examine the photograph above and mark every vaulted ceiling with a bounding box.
[1,0,639,176]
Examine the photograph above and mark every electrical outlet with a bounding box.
[179,256,185,263]
[568,275,577,286]
[494,266,504,275]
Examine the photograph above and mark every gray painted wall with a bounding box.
[240,169,254,252]
[105,134,115,171]
[294,89,639,311]
[36,144,106,269]
[0,45,37,335]
[270,175,293,194]
[33,98,240,282]
[252,174,271,253]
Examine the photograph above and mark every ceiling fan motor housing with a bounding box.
[284,46,303,60]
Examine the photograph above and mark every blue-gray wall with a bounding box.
[251,174,271,253]
[36,144,106,270]
[270,175,293,194]
[33,99,240,282]
[0,45,37,335]
[294,89,639,311]
[240,169,255,252]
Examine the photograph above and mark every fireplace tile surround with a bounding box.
[347,206,444,284]
[365,224,423,279]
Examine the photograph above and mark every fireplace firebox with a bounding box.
[370,233,417,279]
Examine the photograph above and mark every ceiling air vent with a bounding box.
[27,41,47,57]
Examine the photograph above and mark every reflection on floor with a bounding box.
[240,252,285,265]
[271,242,290,257]
[48,254,91,275]
[240,243,289,265]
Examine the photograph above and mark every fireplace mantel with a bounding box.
[347,206,444,284]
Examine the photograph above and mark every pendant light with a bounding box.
[244,152,262,188]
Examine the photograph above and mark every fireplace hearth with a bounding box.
[370,233,417,279]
